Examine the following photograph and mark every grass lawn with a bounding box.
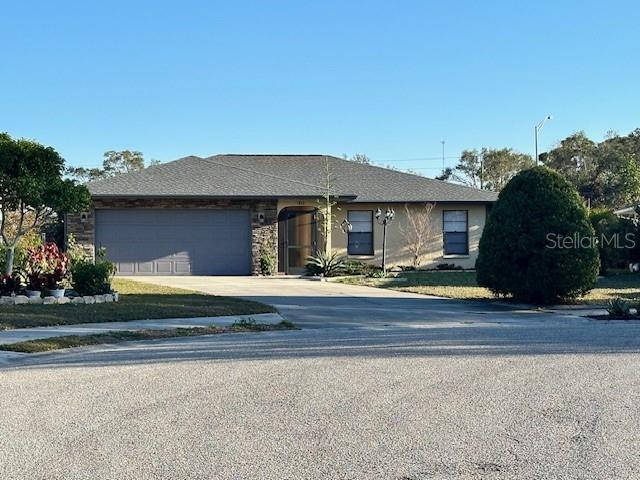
[0,320,295,353]
[337,271,640,305]
[0,278,275,330]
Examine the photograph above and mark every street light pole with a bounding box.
[375,207,395,274]
[535,115,553,165]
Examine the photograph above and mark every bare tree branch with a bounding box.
[399,203,436,268]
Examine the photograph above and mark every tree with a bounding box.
[0,133,91,274]
[319,156,338,256]
[435,167,455,181]
[476,167,599,304]
[541,129,640,208]
[342,153,371,164]
[617,153,640,206]
[589,208,640,275]
[444,149,484,188]
[399,203,436,268]
[349,153,370,164]
[67,150,152,183]
[438,148,532,191]
[540,131,600,200]
[102,150,145,175]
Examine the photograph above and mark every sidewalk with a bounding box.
[0,312,283,346]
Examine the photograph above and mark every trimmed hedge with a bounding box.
[476,166,599,304]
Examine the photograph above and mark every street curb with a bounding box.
[0,312,285,346]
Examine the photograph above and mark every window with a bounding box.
[443,210,468,255]
[348,210,373,255]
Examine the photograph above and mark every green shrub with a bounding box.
[476,166,600,304]
[66,233,91,265]
[366,268,386,278]
[607,297,631,318]
[259,247,276,276]
[343,260,367,275]
[305,252,346,277]
[231,317,257,328]
[435,263,463,271]
[71,260,116,296]
[342,260,384,277]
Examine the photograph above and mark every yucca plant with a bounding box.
[607,297,630,318]
[305,252,346,277]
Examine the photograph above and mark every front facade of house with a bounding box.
[66,155,496,275]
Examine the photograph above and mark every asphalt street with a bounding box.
[1,278,639,479]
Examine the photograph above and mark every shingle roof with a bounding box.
[87,154,497,203]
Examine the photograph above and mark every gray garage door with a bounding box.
[95,209,252,275]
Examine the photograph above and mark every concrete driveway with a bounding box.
[2,276,640,479]
[125,275,583,329]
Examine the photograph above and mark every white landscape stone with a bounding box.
[0,296,14,305]
[0,293,120,307]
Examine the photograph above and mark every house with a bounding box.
[66,154,497,275]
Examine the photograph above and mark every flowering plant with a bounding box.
[25,243,70,290]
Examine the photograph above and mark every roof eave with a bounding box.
[345,199,496,204]
[90,193,359,201]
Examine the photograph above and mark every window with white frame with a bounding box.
[347,210,373,255]
[443,210,468,255]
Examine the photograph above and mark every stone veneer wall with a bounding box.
[65,198,278,275]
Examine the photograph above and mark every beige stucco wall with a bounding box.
[333,202,487,269]
[277,200,488,270]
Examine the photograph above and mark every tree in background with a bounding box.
[342,153,371,164]
[438,148,532,191]
[67,150,159,183]
[540,132,599,201]
[0,133,90,274]
[541,129,640,208]
[399,203,436,268]
[476,167,599,304]
[588,208,640,275]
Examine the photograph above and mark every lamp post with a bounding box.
[535,115,553,165]
[375,207,394,274]
[340,218,352,234]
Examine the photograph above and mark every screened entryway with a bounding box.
[277,207,323,274]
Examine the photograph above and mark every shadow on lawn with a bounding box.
[0,293,274,330]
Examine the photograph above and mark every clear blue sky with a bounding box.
[1,0,638,176]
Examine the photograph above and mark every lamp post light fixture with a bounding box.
[535,115,553,165]
[375,207,395,274]
[340,218,353,234]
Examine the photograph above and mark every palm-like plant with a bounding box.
[305,252,346,277]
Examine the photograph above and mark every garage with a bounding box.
[95,209,252,275]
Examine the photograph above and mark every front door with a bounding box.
[280,209,318,274]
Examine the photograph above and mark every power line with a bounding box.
[371,155,461,163]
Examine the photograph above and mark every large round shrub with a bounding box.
[476,166,599,304]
